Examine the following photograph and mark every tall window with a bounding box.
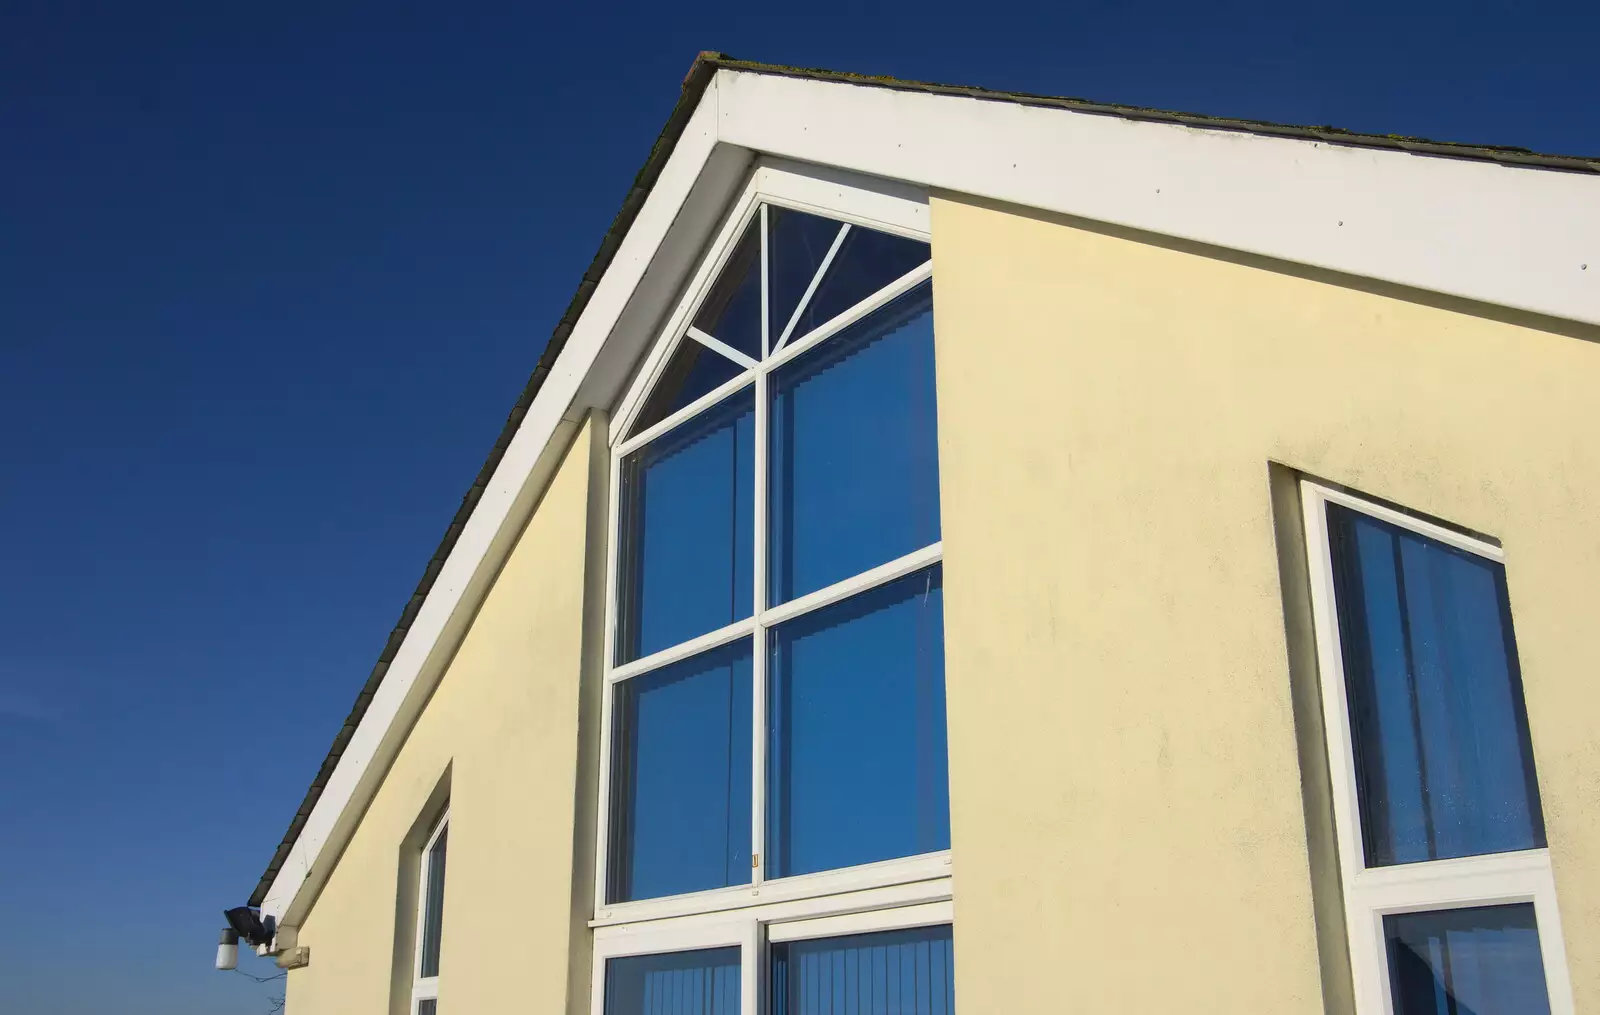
[1301,483,1573,1015]
[592,165,953,1015]
[412,809,448,1015]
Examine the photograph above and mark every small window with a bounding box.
[412,809,448,1014]
[1302,483,1571,1014]
[603,947,741,1015]
[771,924,955,1015]
[1385,904,1550,1015]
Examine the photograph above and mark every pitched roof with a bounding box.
[247,52,1597,910]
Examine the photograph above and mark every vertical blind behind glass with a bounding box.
[605,947,741,1015]
[771,925,955,1015]
[1326,504,1545,867]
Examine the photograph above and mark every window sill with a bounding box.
[591,850,952,928]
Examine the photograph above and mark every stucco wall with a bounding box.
[928,195,1600,1013]
[285,417,600,1015]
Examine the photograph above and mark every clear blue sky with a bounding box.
[1,1,1593,1012]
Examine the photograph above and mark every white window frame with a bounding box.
[593,160,948,935]
[1300,480,1574,1015]
[411,807,449,1014]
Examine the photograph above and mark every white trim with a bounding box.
[594,852,952,927]
[608,617,756,684]
[614,368,754,459]
[773,222,850,353]
[716,69,1600,327]
[410,808,449,1013]
[761,542,942,630]
[765,900,952,943]
[686,325,760,370]
[764,262,932,375]
[1300,480,1574,1015]
[255,79,733,930]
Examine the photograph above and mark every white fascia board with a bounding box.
[257,79,730,931]
[715,69,1600,327]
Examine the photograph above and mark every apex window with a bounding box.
[592,165,953,1015]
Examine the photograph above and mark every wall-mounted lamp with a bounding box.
[215,906,273,972]
[215,928,239,971]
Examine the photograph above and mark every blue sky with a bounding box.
[1,1,1594,1012]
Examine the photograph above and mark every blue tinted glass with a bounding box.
[1327,505,1545,867]
[769,282,940,604]
[771,925,955,1015]
[786,226,930,344]
[629,337,745,439]
[768,206,845,347]
[692,218,762,361]
[618,388,754,662]
[608,641,752,903]
[768,566,949,878]
[605,947,741,1015]
[1386,905,1549,1015]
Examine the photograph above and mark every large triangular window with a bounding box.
[603,187,947,915]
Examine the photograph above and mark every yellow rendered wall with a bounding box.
[928,196,1600,1013]
[285,417,598,1015]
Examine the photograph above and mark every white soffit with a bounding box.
[716,69,1599,327]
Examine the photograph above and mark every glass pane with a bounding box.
[1327,504,1545,867]
[418,822,447,978]
[1386,904,1549,1015]
[692,218,762,361]
[769,281,940,605]
[768,206,846,346]
[417,1000,438,1015]
[605,948,740,1015]
[618,388,754,662]
[784,225,930,345]
[608,641,753,902]
[771,925,955,1015]
[768,566,949,878]
[629,337,745,439]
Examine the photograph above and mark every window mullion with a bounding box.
[752,206,771,893]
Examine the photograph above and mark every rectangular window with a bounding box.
[1301,482,1572,1014]
[603,947,741,1015]
[616,388,755,664]
[1385,904,1549,1015]
[771,924,955,1015]
[1326,502,1545,866]
[412,809,448,1014]
[608,641,753,903]
[767,565,949,878]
